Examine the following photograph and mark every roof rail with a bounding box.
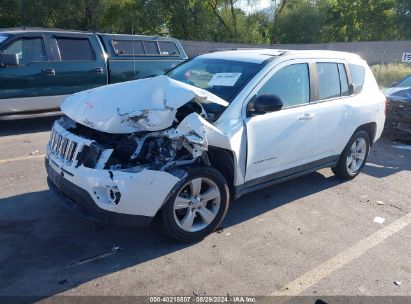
[201,48,288,57]
[0,26,94,34]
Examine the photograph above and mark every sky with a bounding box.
[237,0,273,14]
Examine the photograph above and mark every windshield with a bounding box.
[397,75,411,88]
[167,58,264,102]
[0,35,9,46]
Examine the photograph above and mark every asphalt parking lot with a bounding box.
[0,117,410,301]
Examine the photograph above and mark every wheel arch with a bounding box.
[206,146,236,199]
[355,122,377,145]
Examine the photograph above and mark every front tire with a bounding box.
[160,166,229,243]
[332,130,370,180]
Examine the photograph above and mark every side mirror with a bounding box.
[248,94,283,116]
[0,53,19,67]
[348,83,356,95]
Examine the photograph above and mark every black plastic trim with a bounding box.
[235,155,339,199]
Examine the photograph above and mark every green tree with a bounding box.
[271,0,328,43]
[396,0,411,40]
[0,0,19,28]
[323,0,400,42]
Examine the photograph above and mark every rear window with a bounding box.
[158,41,179,56]
[111,39,179,56]
[144,41,159,55]
[56,38,95,61]
[317,63,341,100]
[112,40,145,55]
[349,64,365,94]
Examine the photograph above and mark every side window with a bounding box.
[338,63,349,96]
[349,64,365,94]
[257,63,310,108]
[144,41,159,55]
[55,38,95,61]
[111,40,145,55]
[317,63,341,100]
[158,41,180,56]
[2,38,46,64]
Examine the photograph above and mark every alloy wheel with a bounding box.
[346,137,367,174]
[173,177,221,232]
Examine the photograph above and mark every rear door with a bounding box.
[309,61,355,159]
[49,34,107,95]
[0,34,60,114]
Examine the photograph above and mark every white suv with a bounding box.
[45,49,386,242]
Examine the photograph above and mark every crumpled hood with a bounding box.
[61,75,229,134]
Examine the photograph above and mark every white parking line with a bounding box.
[0,154,46,164]
[271,212,411,296]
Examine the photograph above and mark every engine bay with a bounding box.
[58,100,223,172]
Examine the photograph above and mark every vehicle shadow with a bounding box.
[0,116,60,137]
[0,171,343,298]
[362,138,411,178]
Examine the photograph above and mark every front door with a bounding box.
[244,61,317,182]
[0,36,59,113]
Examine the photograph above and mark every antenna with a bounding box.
[132,26,136,79]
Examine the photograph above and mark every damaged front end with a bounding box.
[46,75,232,224]
[52,113,209,173]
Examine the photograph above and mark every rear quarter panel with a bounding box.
[350,63,386,144]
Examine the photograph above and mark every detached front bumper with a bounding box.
[45,121,182,226]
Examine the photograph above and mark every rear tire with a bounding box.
[332,130,370,180]
[160,166,229,243]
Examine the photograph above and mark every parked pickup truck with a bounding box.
[0,29,187,119]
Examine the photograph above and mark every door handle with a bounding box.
[42,68,55,76]
[299,113,315,120]
[92,67,104,74]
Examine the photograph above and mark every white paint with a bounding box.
[373,216,386,224]
[271,212,411,296]
[47,49,387,225]
[200,49,285,64]
[61,75,228,134]
[47,151,180,217]
[402,53,411,63]
[208,73,241,87]
[174,113,232,150]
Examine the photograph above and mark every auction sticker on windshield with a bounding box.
[208,73,241,86]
